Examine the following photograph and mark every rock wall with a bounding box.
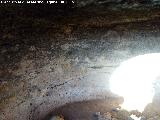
[77,0,160,7]
[0,5,160,120]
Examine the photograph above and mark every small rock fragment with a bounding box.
[50,115,64,120]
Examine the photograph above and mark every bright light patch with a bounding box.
[130,115,141,120]
[109,53,160,112]
[61,1,65,3]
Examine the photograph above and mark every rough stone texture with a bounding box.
[77,0,160,7]
[0,4,160,120]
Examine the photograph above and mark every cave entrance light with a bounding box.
[109,53,160,113]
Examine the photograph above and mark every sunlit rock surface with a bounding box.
[0,2,160,120]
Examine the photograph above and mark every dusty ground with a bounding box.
[44,98,124,120]
[0,4,160,120]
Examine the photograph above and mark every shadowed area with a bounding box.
[43,98,124,120]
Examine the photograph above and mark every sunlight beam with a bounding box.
[109,53,160,112]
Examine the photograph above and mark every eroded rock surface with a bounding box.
[0,4,160,120]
